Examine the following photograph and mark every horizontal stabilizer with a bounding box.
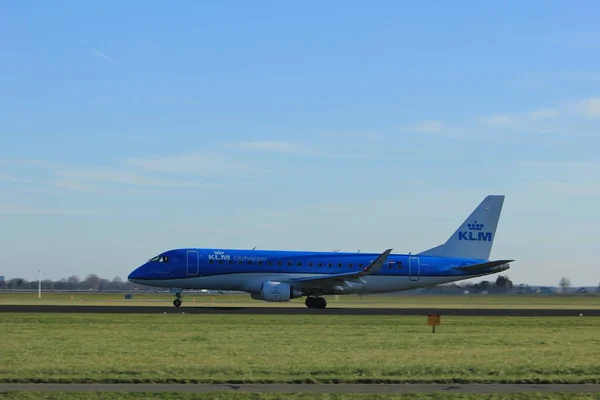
[453,259,513,273]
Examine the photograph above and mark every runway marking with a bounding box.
[0,305,598,316]
[2,383,600,394]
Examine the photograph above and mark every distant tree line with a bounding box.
[433,275,600,294]
[1,273,598,294]
[433,275,515,294]
[1,274,515,293]
[0,274,149,291]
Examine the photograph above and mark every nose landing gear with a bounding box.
[172,290,182,307]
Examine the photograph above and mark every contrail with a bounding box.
[92,49,119,66]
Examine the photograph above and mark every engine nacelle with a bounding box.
[251,281,302,302]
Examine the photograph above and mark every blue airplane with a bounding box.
[128,195,513,308]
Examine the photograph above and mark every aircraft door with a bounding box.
[186,250,199,276]
[409,257,420,281]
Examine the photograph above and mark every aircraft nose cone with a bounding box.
[128,265,146,282]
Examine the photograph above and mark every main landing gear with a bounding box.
[305,296,327,309]
[173,291,182,307]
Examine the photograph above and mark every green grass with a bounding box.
[1,394,599,400]
[1,292,599,309]
[1,314,600,384]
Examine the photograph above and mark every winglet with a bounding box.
[361,249,393,275]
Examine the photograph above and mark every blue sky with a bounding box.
[1,0,599,286]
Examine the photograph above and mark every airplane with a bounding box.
[128,195,513,308]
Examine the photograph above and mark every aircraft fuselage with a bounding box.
[128,248,509,294]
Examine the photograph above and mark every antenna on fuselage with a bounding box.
[357,250,360,253]
[252,247,256,250]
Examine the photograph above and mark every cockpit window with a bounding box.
[148,255,168,263]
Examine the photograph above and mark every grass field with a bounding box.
[2,394,600,400]
[1,394,599,400]
[1,314,599,385]
[1,292,599,309]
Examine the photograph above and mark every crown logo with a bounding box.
[214,251,224,255]
[467,221,484,231]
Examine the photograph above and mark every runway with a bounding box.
[1,304,599,316]
[2,383,600,394]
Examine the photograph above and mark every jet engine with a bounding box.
[250,281,302,302]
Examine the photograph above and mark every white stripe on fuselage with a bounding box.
[136,273,480,295]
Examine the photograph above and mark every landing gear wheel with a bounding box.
[305,296,327,309]
[316,297,327,309]
[173,290,182,308]
[305,296,316,308]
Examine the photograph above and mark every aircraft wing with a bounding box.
[284,249,393,289]
[453,259,513,273]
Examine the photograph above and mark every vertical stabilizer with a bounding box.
[417,195,505,260]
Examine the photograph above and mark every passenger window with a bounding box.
[359,264,364,268]
[349,264,353,268]
[277,262,282,266]
[258,261,263,265]
[209,260,213,264]
[308,263,313,267]
[338,263,342,267]
[328,264,332,267]
[288,262,292,266]
[248,261,253,265]
[318,263,323,267]
[297,262,301,266]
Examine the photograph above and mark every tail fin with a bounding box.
[417,195,505,260]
